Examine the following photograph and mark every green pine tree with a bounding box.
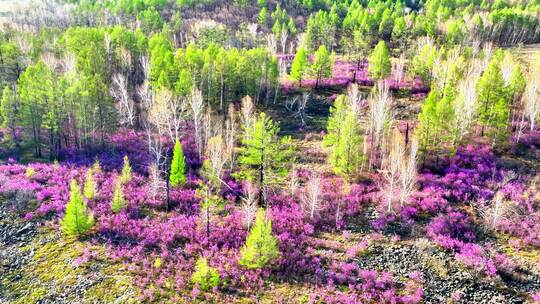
[258,7,268,25]
[237,112,294,207]
[0,86,19,147]
[170,139,186,187]
[477,56,508,138]
[324,95,365,176]
[323,95,349,148]
[61,180,94,237]
[120,155,132,184]
[368,40,392,80]
[507,64,526,103]
[310,45,334,89]
[416,87,457,163]
[239,209,280,269]
[84,168,96,200]
[290,47,309,86]
[191,257,220,292]
[111,179,127,213]
[409,43,437,85]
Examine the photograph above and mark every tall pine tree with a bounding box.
[290,47,309,86]
[477,56,508,138]
[324,95,364,177]
[238,112,294,207]
[310,45,334,89]
[368,41,391,80]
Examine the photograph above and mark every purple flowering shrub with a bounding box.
[280,57,429,92]
[426,211,477,250]
[4,123,539,302]
[311,262,423,304]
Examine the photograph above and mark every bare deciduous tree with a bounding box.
[190,87,205,158]
[266,33,277,55]
[225,103,237,171]
[302,172,321,220]
[393,53,406,84]
[119,47,132,71]
[240,95,255,140]
[480,172,517,230]
[241,182,258,229]
[111,73,135,127]
[368,81,394,169]
[285,92,310,127]
[399,137,418,206]
[455,76,478,141]
[206,135,226,184]
[150,88,187,142]
[280,28,288,54]
[517,75,540,142]
[289,164,299,196]
[500,53,516,86]
[148,164,166,201]
[380,130,404,213]
[523,75,540,132]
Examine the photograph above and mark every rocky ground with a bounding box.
[0,190,136,304]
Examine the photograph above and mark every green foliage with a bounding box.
[290,47,309,85]
[177,0,215,7]
[194,25,230,48]
[64,27,107,77]
[61,180,94,237]
[238,112,294,191]
[107,26,148,58]
[84,168,96,200]
[239,209,280,269]
[477,55,509,140]
[120,156,132,184]
[507,64,526,102]
[191,257,220,292]
[18,61,54,157]
[63,27,116,149]
[0,41,21,86]
[288,17,297,35]
[324,95,364,177]
[0,86,18,139]
[323,95,348,147]
[416,87,457,160]
[391,16,408,48]
[111,180,127,213]
[258,7,268,25]
[170,139,186,188]
[378,8,394,39]
[310,45,335,88]
[446,19,465,45]
[304,10,336,51]
[410,43,437,84]
[173,45,277,105]
[272,20,282,37]
[368,41,391,80]
[149,33,175,89]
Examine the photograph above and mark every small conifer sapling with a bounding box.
[170,138,186,187]
[239,208,280,269]
[61,180,94,237]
